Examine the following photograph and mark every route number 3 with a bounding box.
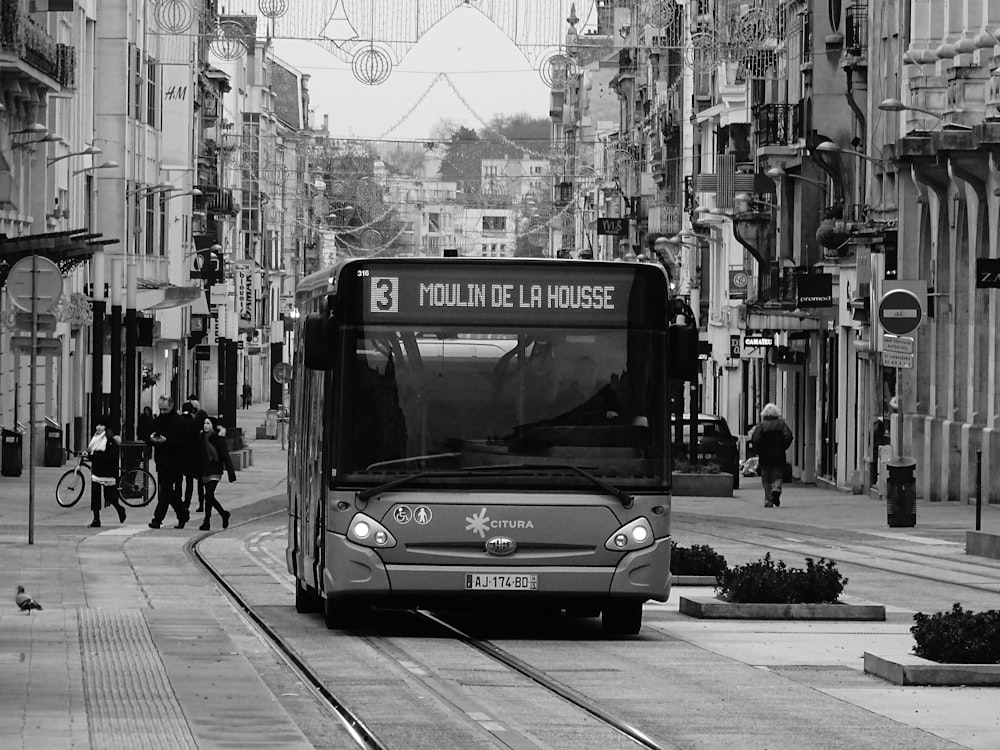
[370,276,398,313]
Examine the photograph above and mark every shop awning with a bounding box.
[136,283,204,311]
[747,309,823,331]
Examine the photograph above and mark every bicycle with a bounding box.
[55,449,158,508]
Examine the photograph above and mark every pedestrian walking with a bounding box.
[749,403,794,508]
[198,417,235,530]
[180,402,205,512]
[241,382,252,409]
[146,395,189,529]
[86,415,127,528]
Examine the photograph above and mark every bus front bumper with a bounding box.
[323,535,671,603]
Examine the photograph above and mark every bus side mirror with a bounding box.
[303,312,334,370]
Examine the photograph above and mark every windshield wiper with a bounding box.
[356,462,634,509]
[460,463,634,509]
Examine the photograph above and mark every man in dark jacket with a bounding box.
[147,395,189,528]
[749,403,794,507]
[179,402,205,512]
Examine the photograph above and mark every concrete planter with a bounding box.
[966,531,1000,560]
[671,472,733,497]
[678,596,886,621]
[864,652,1000,686]
[670,575,718,586]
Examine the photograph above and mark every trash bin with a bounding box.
[886,457,917,527]
[1,428,23,477]
[119,441,151,473]
[43,425,64,467]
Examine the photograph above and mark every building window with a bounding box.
[130,45,142,120]
[483,215,506,231]
[429,212,441,232]
[145,194,155,255]
[159,198,167,256]
[146,58,158,127]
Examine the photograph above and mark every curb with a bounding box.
[864,652,1000,686]
[670,575,718,586]
[678,596,886,620]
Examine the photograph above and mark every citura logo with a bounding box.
[466,508,490,538]
[465,507,534,538]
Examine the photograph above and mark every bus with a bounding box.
[286,257,697,635]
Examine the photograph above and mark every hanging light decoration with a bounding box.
[154,0,196,33]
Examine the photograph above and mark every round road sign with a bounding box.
[272,362,292,384]
[6,256,63,314]
[878,289,923,335]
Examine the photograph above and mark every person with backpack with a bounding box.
[749,403,794,507]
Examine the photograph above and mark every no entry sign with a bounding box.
[878,288,922,335]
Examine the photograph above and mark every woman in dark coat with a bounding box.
[87,414,126,527]
[198,417,236,530]
[749,403,794,508]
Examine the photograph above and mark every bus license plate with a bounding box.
[465,573,538,591]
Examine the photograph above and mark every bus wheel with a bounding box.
[324,596,368,630]
[295,579,319,614]
[601,601,643,635]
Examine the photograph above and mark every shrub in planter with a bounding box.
[716,553,847,604]
[673,458,722,474]
[670,542,727,577]
[911,603,1000,664]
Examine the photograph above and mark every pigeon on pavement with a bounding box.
[15,585,42,613]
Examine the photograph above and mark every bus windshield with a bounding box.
[337,324,668,489]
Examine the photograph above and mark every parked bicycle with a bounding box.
[56,449,158,508]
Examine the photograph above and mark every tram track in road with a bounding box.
[186,519,389,750]
[190,515,684,750]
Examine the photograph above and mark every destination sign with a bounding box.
[348,262,666,327]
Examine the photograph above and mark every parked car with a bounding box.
[671,413,740,489]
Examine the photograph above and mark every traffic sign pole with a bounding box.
[29,254,37,545]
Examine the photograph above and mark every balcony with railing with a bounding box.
[845,5,868,58]
[0,2,76,87]
[194,187,238,216]
[754,102,802,148]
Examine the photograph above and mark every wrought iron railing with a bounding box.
[846,5,868,55]
[754,102,801,147]
[0,3,76,87]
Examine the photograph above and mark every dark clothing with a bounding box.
[137,413,154,442]
[200,432,236,481]
[184,475,204,508]
[179,413,204,479]
[199,431,235,526]
[87,429,125,524]
[749,417,793,468]
[89,435,119,481]
[150,469,187,527]
[147,410,185,474]
[241,384,252,409]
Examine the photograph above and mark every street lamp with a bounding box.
[126,182,176,198]
[814,141,885,167]
[162,188,202,202]
[766,167,828,190]
[12,133,63,150]
[735,192,779,210]
[878,98,944,121]
[47,145,102,166]
[73,160,119,176]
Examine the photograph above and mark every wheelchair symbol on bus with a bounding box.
[393,506,412,524]
[414,506,432,525]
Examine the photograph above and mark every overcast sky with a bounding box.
[272,5,568,141]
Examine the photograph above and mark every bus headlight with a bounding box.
[347,513,397,548]
[605,518,654,551]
